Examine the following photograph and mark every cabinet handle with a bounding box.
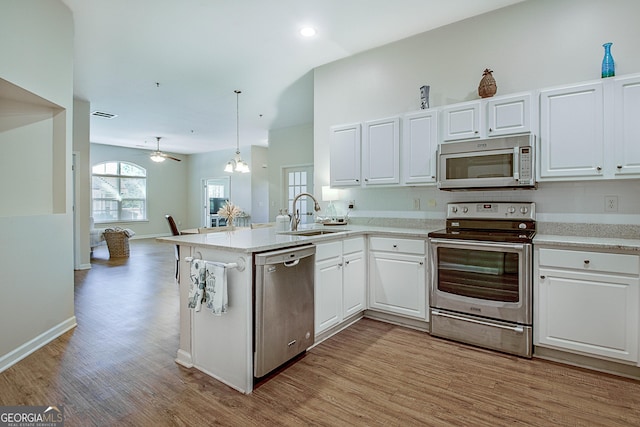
[392,244,398,248]
[364,178,369,182]
[489,128,493,132]
[345,260,350,265]
[584,260,590,265]
[355,179,360,183]
[617,165,623,169]
[474,130,479,134]
[337,262,343,268]
[540,275,546,279]
[419,261,424,265]
[596,166,602,172]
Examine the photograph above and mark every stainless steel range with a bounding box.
[428,202,535,358]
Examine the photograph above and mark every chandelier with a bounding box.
[224,90,250,173]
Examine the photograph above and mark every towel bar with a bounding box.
[184,256,246,272]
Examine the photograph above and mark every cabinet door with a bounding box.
[315,256,343,334]
[343,251,366,317]
[402,110,438,184]
[537,269,639,363]
[613,75,640,176]
[539,82,605,179]
[330,123,361,187]
[441,101,481,141]
[486,93,531,137]
[362,117,400,185]
[369,251,426,319]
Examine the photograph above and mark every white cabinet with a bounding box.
[613,74,640,176]
[368,237,427,320]
[315,237,366,336]
[402,109,438,185]
[539,82,605,179]
[441,101,481,141]
[441,93,532,142]
[362,116,400,186]
[330,123,361,187]
[535,247,640,363]
[486,93,532,137]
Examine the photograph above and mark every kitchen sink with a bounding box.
[279,229,345,236]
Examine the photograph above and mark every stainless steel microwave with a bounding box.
[437,134,536,191]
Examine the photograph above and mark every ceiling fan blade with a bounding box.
[162,153,182,162]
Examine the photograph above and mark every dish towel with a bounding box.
[204,261,228,315]
[187,258,206,312]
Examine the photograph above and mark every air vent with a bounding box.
[91,111,117,119]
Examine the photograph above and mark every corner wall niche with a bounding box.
[0,78,66,216]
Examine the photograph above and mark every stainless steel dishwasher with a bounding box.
[254,245,315,378]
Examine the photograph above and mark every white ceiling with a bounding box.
[62,0,524,155]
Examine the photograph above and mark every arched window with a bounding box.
[92,161,147,222]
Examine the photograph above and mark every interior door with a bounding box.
[283,165,314,225]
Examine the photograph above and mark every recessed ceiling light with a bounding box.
[300,26,317,37]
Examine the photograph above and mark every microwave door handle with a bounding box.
[513,147,520,181]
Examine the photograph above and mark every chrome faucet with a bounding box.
[291,192,321,231]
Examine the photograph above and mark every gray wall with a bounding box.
[314,0,640,224]
[73,98,91,269]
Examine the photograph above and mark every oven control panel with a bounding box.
[447,202,535,220]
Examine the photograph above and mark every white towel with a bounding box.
[187,258,206,311]
[204,261,228,315]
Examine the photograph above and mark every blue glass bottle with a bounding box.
[601,42,615,78]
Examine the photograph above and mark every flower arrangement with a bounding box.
[217,200,242,226]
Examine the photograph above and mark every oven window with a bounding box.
[437,247,519,302]
[446,153,513,179]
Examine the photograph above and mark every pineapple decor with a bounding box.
[478,68,497,98]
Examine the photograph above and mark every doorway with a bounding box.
[283,165,314,226]
[202,177,230,227]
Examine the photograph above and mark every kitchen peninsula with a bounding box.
[157,224,438,394]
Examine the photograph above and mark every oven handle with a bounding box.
[431,310,525,334]
[429,238,527,251]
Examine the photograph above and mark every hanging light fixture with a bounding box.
[224,90,250,173]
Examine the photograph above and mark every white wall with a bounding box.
[187,146,253,229]
[267,123,314,220]
[250,145,269,223]
[90,143,188,237]
[0,1,75,370]
[314,0,640,224]
[73,98,91,269]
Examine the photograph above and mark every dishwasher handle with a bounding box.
[284,259,300,268]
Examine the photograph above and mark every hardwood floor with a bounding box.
[1,238,639,426]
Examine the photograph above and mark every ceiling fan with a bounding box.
[150,137,181,162]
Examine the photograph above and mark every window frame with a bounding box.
[91,161,148,223]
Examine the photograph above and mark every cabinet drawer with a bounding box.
[369,236,425,255]
[315,241,342,261]
[538,248,639,275]
[343,237,365,254]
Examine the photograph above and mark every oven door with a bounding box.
[429,238,532,325]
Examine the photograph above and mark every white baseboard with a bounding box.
[175,349,193,368]
[75,263,92,271]
[0,316,77,373]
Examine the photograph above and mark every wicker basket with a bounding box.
[103,230,130,257]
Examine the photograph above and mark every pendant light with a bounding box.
[224,90,250,173]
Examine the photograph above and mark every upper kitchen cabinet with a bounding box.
[330,123,361,187]
[441,93,533,142]
[539,73,640,181]
[362,116,400,186]
[613,74,640,176]
[486,93,532,137]
[441,101,481,141]
[402,109,438,185]
[539,81,604,179]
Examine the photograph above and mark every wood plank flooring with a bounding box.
[1,238,639,426]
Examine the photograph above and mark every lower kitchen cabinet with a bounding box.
[315,237,366,336]
[368,237,427,320]
[535,246,640,363]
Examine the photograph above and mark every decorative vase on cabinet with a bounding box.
[601,42,615,78]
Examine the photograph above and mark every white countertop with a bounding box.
[534,234,640,252]
[157,224,439,253]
